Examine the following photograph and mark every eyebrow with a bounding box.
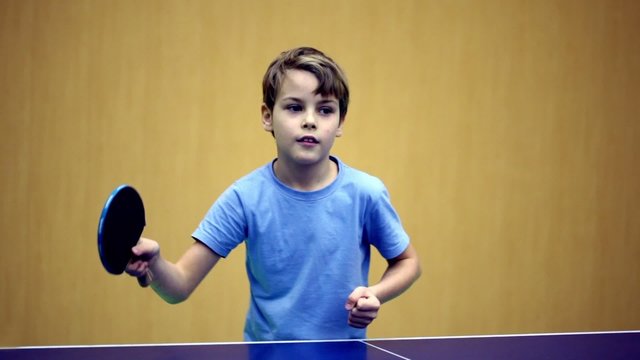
[280,96,338,105]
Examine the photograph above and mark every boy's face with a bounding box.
[262,69,343,167]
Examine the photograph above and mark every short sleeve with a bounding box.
[192,186,247,258]
[364,186,410,259]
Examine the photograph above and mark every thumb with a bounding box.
[132,237,159,259]
[345,286,369,310]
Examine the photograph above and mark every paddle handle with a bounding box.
[137,274,151,287]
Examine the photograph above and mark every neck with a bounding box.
[273,157,338,191]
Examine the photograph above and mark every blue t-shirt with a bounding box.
[192,156,410,341]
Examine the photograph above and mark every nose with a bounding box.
[301,111,317,130]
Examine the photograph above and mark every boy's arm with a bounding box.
[127,238,221,304]
[370,243,421,303]
[345,243,421,328]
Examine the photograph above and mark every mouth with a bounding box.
[296,136,319,144]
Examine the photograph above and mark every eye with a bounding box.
[318,106,336,116]
[286,104,303,112]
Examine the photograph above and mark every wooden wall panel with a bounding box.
[1,0,638,346]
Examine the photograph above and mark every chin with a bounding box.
[292,153,326,166]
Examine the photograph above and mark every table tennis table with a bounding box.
[1,331,639,359]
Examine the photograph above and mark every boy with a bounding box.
[126,47,421,341]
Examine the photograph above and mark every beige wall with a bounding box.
[1,0,639,346]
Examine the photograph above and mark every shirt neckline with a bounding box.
[268,156,343,201]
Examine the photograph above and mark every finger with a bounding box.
[348,315,373,328]
[125,265,142,277]
[124,258,151,287]
[349,318,373,327]
[125,260,138,275]
[131,240,150,257]
[348,294,380,329]
[350,309,378,325]
[345,286,367,310]
[348,321,367,329]
[355,296,380,312]
[125,259,148,277]
[351,308,378,320]
[131,237,158,258]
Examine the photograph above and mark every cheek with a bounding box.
[272,122,297,142]
[326,120,343,137]
[322,129,340,144]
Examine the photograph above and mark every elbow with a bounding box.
[163,294,189,305]
[413,258,422,283]
[164,297,185,305]
[158,289,191,305]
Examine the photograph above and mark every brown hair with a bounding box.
[262,47,350,120]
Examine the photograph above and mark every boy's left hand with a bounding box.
[345,286,381,328]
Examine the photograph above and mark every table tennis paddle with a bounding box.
[97,185,146,275]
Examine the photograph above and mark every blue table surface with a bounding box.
[1,331,639,360]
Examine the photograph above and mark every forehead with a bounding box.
[276,70,337,101]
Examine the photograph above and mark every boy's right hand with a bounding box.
[125,237,160,287]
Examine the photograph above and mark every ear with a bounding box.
[335,117,345,137]
[261,104,273,132]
